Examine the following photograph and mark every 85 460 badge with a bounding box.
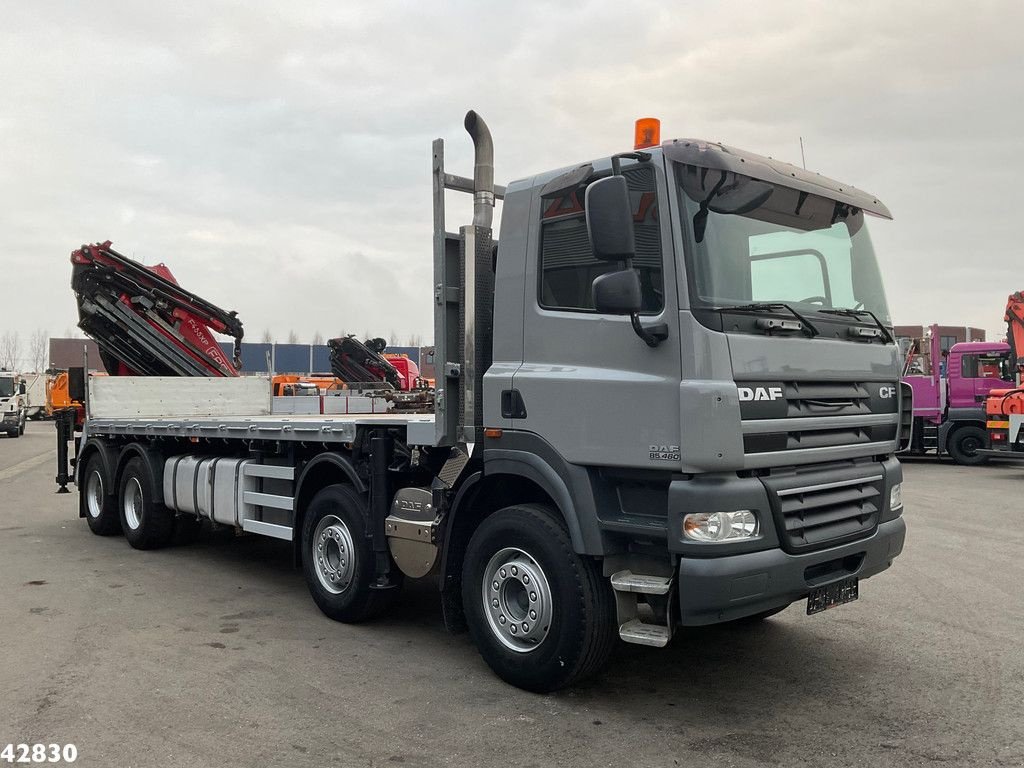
[649,444,680,462]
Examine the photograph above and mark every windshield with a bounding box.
[0,378,14,398]
[675,164,891,324]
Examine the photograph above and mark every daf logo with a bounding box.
[879,386,897,399]
[738,386,784,402]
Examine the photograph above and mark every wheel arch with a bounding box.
[115,442,167,499]
[292,452,366,567]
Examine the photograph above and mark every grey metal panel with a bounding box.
[679,380,744,472]
[272,396,321,415]
[243,464,295,480]
[241,519,293,541]
[742,440,897,469]
[741,413,899,434]
[242,491,293,511]
[728,334,899,381]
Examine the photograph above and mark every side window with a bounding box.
[538,165,663,313]
[960,354,978,379]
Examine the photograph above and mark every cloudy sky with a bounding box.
[1,0,1021,367]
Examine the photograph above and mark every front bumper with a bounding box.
[677,516,906,625]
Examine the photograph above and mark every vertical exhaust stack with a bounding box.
[459,110,496,448]
[464,110,494,229]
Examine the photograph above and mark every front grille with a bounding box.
[763,468,883,553]
[739,380,900,457]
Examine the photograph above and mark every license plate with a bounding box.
[806,577,858,615]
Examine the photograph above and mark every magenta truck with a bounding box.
[902,325,1012,464]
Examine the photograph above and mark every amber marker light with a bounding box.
[634,117,661,150]
[483,428,503,439]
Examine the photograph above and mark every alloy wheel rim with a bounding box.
[314,515,356,595]
[123,477,144,530]
[481,547,553,653]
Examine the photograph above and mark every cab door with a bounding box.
[511,159,683,469]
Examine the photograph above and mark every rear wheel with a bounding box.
[118,456,175,549]
[948,426,989,466]
[301,484,397,623]
[462,504,616,692]
[82,453,120,536]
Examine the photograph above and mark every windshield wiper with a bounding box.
[712,302,820,338]
[818,308,894,343]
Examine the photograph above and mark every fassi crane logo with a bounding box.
[738,386,784,401]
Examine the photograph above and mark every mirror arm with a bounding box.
[630,314,667,347]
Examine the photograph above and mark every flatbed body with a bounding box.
[86,412,437,445]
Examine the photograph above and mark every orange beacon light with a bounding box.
[634,117,661,150]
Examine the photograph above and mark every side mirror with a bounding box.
[593,268,642,315]
[19,382,26,395]
[585,176,635,261]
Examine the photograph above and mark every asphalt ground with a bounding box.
[1,421,1021,767]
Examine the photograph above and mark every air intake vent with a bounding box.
[762,467,883,553]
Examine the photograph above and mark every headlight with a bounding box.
[889,483,903,511]
[683,510,758,542]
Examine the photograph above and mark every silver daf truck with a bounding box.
[59,111,909,692]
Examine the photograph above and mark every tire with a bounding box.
[301,484,397,623]
[18,420,25,436]
[82,453,121,536]
[462,504,616,693]
[6,430,16,438]
[948,426,989,466]
[118,456,175,550]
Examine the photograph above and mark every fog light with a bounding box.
[683,510,758,542]
[889,483,903,511]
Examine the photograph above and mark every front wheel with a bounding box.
[462,504,616,693]
[948,426,989,466]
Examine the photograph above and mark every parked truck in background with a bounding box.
[901,325,1012,464]
[56,112,910,691]
[0,371,27,437]
[22,373,47,420]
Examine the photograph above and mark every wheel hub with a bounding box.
[314,515,355,595]
[482,547,552,653]
[86,470,104,519]
[123,477,143,530]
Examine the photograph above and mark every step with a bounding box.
[618,619,671,647]
[610,570,672,595]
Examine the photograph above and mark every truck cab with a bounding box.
[902,328,1011,464]
[468,133,908,635]
[0,371,27,438]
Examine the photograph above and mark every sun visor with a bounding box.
[664,139,891,219]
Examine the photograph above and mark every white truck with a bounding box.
[0,371,27,437]
[56,112,910,691]
[22,373,47,420]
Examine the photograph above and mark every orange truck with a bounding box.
[984,292,1024,456]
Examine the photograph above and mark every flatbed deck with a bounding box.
[84,375,439,446]
[86,412,438,445]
